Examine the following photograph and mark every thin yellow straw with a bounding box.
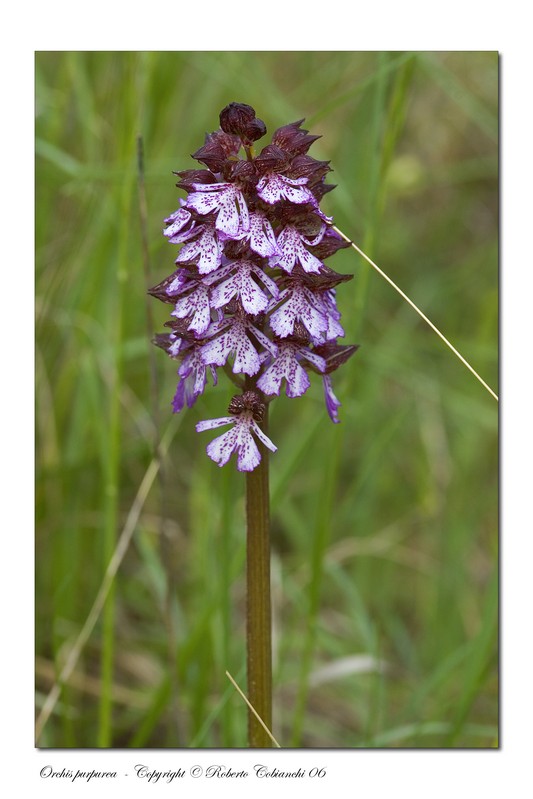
[333,226,499,403]
[225,670,281,748]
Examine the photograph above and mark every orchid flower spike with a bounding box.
[151,102,359,470]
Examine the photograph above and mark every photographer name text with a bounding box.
[40,763,328,784]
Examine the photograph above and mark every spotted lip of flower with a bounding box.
[206,259,279,316]
[256,340,326,398]
[269,282,328,341]
[185,182,250,238]
[232,212,280,258]
[171,281,212,336]
[200,312,278,376]
[196,392,277,472]
[270,224,325,274]
[175,221,222,275]
[256,173,317,206]
[313,289,345,342]
[163,207,192,239]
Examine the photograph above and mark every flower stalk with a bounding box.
[244,397,273,747]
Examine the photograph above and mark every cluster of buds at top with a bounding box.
[150,102,359,472]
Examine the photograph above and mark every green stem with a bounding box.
[245,401,273,748]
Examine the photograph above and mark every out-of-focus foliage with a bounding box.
[35,51,498,748]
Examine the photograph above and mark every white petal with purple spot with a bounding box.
[210,263,269,315]
[273,225,322,274]
[200,318,262,376]
[185,190,221,216]
[257,174,316,205]
[257,343,310,398]
[248,213,279,257]
[176,225,222,274]
[163,208,192,237]
[171,284,211,335]
[269,284,328,340]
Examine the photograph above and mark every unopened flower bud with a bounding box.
[220,102,267,144]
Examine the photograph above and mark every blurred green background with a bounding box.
[35,51,498,748]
